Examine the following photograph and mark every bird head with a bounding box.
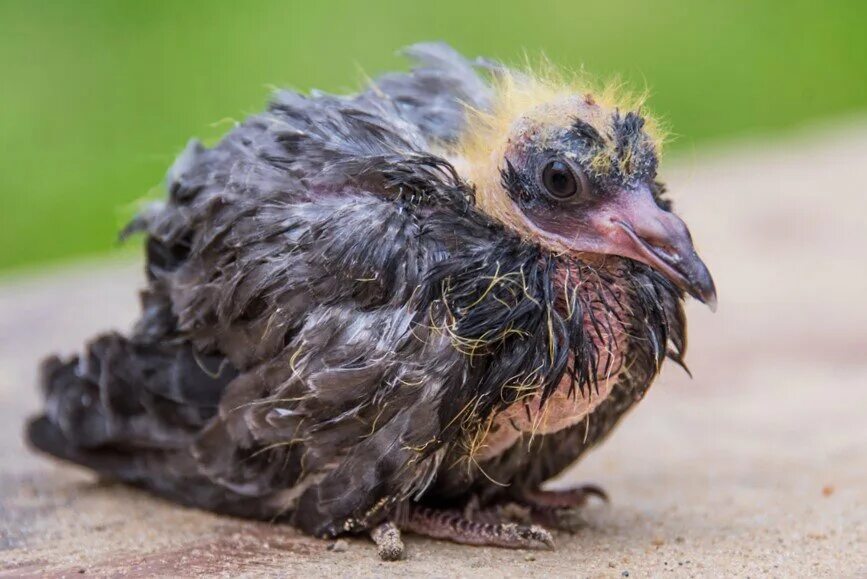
[455,69,717,310]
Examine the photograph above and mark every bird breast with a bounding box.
[474,284,629,461]
[474,365,622,461]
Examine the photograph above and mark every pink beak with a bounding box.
[579,186,717,310]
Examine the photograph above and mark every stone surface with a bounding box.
[1,122,866,577]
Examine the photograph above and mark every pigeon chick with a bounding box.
[27,43,716,560]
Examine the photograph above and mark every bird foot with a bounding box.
[515,484,609,532]
[367,488,603,559]
[400,505,554,552]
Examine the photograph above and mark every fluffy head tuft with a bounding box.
[448,59,667,237]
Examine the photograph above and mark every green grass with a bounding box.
[1,0,865,272]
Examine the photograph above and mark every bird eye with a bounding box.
[541,160,581,199]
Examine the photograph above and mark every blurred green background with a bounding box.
[1,0,865,273]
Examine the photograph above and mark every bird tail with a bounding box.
[25,333,282,517]
[25,332,237,488]
[25,344,184,496]
[26,415,157,483]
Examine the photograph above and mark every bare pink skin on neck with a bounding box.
[475,264,630,461]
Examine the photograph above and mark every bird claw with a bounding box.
[503,522,556,549]
[575,483,609,503]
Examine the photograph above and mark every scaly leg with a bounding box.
[401,505,554,550]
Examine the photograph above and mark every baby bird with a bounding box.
[27,43,715,560]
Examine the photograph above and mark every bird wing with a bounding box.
[360,42,493,145]
[132,61,575,535]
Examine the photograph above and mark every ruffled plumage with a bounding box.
[27,43,685,538]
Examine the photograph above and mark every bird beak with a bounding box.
[585,186,717,310]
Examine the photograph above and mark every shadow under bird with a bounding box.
[27,43,716,560]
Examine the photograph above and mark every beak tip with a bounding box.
[705,296,718,313]
[688,262,717,312]
[696,286,718,312]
